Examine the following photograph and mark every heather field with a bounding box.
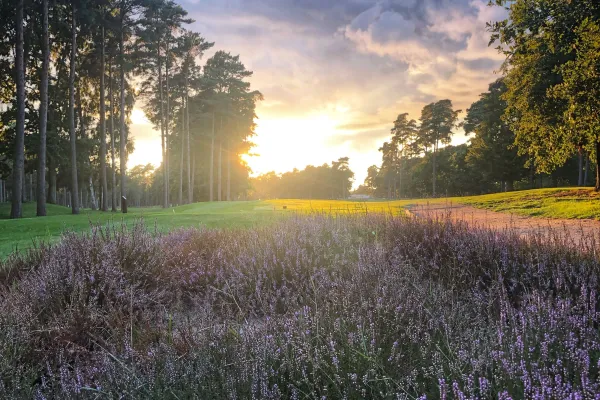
[2,212,600,399]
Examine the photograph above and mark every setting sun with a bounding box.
[242,114,344,176]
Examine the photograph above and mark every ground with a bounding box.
[2,187,600,257]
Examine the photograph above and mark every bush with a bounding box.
[1,214,599,398]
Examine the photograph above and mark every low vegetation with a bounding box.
[1,213,599,398]
[459,188,600,220]
[5,188,600,257]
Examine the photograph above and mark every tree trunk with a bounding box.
[218,139,222,202]
[29,173,33,201]
[119,17,127,213]
[209,113,215,202]
[398,157,403,199]
[158,40,167,208]
[595,141,600,192]
[109,58,117,212]
[227,139,231,201]
[178,97,184,205]
[578,146,584,186]
[10,0,25,219]
[47,162,56,204]
[89,174,97,210]
[432,142,437,197]
[585,152,590,186]
[165,40,171,207]
[69,3,79,214]
[99,21,108,211]
[191,149,196,201]
[186,76,191,204]
[36,0,49,216]
[22,170,25,203]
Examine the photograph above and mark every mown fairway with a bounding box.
[3,188,600,257]
[0,199,410,257]
[5,188,600,257]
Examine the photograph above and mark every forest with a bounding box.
[0,0,261,217]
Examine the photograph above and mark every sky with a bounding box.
[127,0,508,187]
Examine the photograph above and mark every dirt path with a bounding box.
[406,203,600,245]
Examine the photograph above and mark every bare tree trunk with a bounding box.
[119,16,127,213]
[36,0,49,216]
[218,139,222,202]
[165,40,171,207]
[578,146,584,186]
[178,97,184,205]
[191,149,195,201]
[11,0,25,219]
[99,21,108,211]
[22,170,25,203]
[69,2,80,214]
[29,173,33,201]
[47,161,56,203]
[186,76,191,204]
[432,142,437,197]
[109,59,117,212]
[227,139,231,201]
[399,157,404,199]
[158,40,167,208]
[209,113,215,202]
[89,175,97,210]
[585,152,590,186]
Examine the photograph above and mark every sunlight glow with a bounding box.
[127,138,162,170]
[131,108,152,125]
[243,114,345,176]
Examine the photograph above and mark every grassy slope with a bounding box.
[2,188,599,257]
[456,187,600,219]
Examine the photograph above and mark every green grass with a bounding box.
[457,187,600,219]
[2,188,600,258]
[0,199,410,257]
[0,201,280,257]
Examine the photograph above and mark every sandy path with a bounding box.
[406,203,600,245]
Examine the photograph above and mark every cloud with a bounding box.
[128,0,509,185]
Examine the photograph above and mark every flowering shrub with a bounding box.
[1,214,600,398]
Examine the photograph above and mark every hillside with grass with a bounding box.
[458,188,600,220]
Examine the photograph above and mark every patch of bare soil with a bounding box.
[407,203,600,246]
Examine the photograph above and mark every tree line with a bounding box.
[249,157,354,200]
[0,0,261,218]
[358,0,600,198]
